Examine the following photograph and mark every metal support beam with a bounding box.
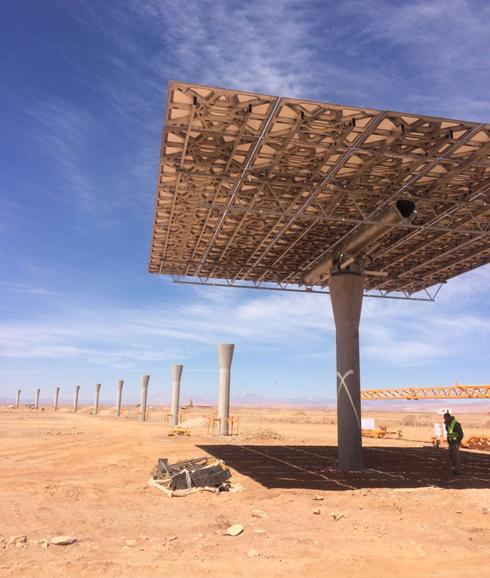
[234,112,387,280]
[196,99,282,275]
[171,276,435,301]
[160,104,197,262]
[375,236,489,290]
[179,200,488,237]
[184,107,255,275]
[297,124,487,280]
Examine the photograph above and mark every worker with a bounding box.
[443,412,464,475]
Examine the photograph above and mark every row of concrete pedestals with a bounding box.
[13,343,236,435]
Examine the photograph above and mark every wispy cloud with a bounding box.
[362,306,489,366]
[0,285,326,366]
[0,281,56,296]
[117,0,319,97]
[77,0,490,119]
[30,98,105,213]
[339,0,490,118]
[1,266,488,369]
[75,0,395,111]
[28,95,157,219]
[360,266,490,365]
[435,266,490,304]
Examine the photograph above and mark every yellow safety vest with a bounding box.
[447,418,459,442]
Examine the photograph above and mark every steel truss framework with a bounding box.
[168,274,444,301]
[361,384,490,400]
[149,82,490,296]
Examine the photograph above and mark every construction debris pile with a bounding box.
[462,435,490,451]
[149,456,232,497]
[432,434,489,450]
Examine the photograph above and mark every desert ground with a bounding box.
[0,404,489,578]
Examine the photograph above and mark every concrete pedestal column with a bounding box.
[329,271,364,471]
[73,385,80,413]
[94,383,101,415]
[115,380,124,417]
[15,389,21,409]
[171,365,183,426]
[218,344,235,435]
[140,375,149,422]
[54,387,60,411]
[35,388,40,410]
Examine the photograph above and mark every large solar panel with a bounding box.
[149,82,489,298]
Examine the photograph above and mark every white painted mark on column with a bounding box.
[337,370,361,430]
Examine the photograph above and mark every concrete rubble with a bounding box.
[50,536,77,545]
[225,524,244,536]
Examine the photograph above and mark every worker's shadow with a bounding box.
[197,444,490,490]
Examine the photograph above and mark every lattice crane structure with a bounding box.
[361,384,490,400]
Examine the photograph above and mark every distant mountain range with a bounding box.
[2,390,488,413]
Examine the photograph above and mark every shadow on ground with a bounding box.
[197,444,490,491]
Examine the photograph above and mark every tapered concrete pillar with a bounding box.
[171,365,183,426]
[330,271,364,471]
[94,383,101,415]
[218,344,235,435]
[139,375,149,422]
[115,380,124,417]
[73,385,80,413]
[35,388,40,410]
[53,387,60,411]
[15,389,21,409]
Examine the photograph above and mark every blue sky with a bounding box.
[1,0,489,405]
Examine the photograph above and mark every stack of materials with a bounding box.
[462,435,490,451]
[167,426,191,436]
[149,456,231,496]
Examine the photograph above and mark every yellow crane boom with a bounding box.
[361,384,490,400]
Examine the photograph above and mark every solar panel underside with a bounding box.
[149,81,490,295]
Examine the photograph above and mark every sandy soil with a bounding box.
[0,405,488,578]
